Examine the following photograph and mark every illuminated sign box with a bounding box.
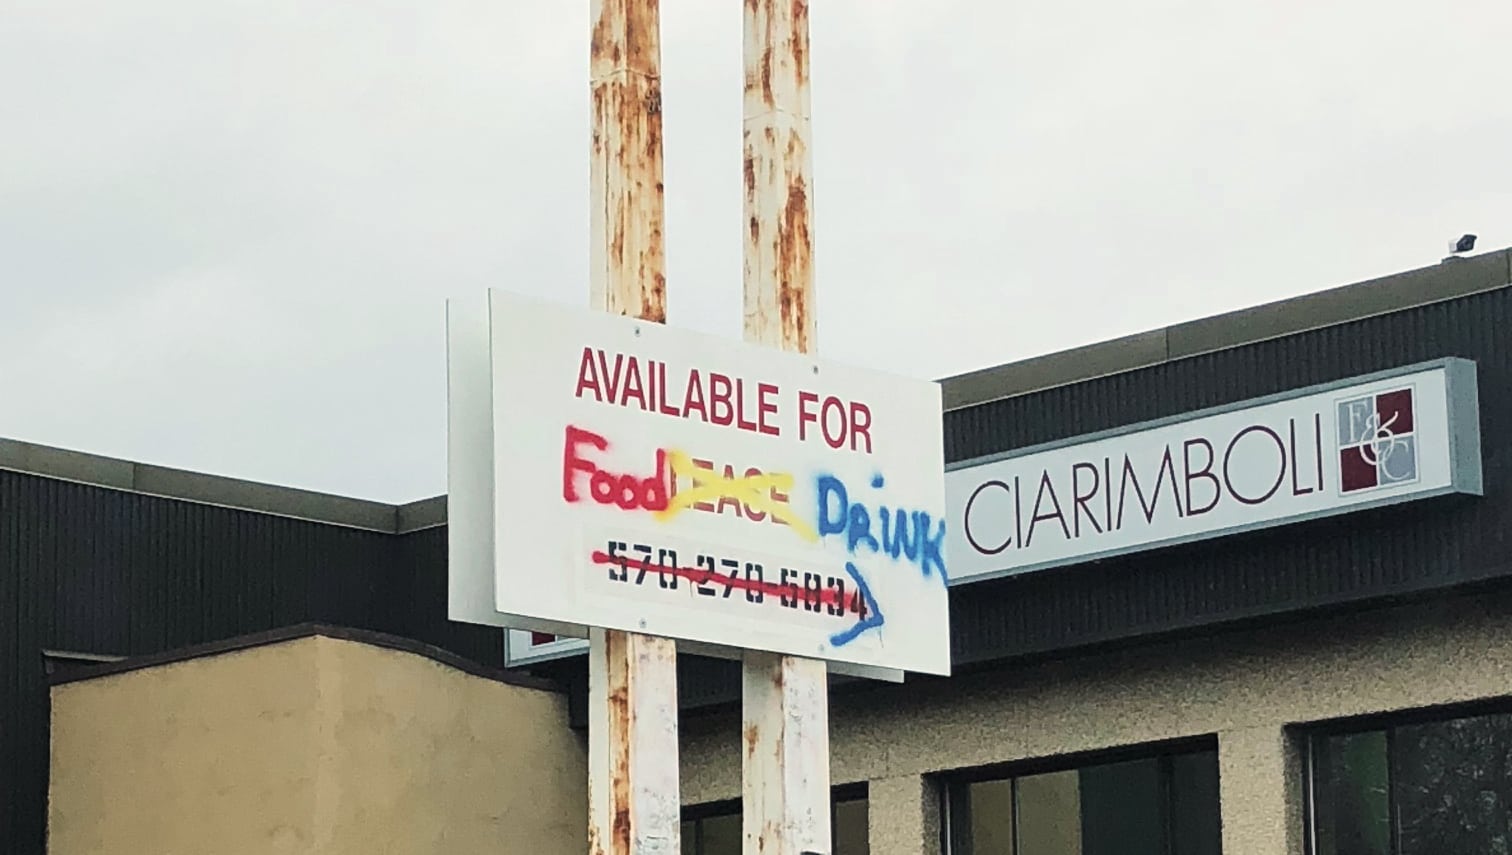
[945,358,1483,585]
[448,289,952,677]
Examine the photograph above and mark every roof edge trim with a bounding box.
[938,247,1512,410]
[44,622,559,693]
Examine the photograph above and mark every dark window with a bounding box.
[834,791,870,854]
[682,785,869,855]
[682,809,741,855]
[1306,707,1512,855]
[944,743,1222,855]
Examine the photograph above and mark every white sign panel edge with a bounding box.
[503,631,917,676]
[447,293,586,639]
[502,630,918,679]
[502,631,918,676]
[944,357,1483,586]
[446,292,501,626]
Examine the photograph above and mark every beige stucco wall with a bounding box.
[681,587,1512,855]
[48,635,587,855]
[49,639,324,854]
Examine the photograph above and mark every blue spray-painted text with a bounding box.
[828,562,884,647]
[816,474,948,583]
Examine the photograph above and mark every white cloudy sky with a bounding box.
[3,0,1509,503]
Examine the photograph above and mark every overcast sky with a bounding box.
[3,0,1509,503]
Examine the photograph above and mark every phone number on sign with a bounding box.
[590,540,871,622]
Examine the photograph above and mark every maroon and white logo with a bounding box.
[1336,387,1418,493]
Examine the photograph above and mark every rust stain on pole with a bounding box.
[743,3,829,851]
[592,625,679,855]
[591,0,668,324]
[743,0,814,356]
[607,629,633,854]
[588,2,680,854]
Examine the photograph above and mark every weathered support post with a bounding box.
[586,1,680,854]
[741,2,831,855]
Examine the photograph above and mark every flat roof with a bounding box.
[45,622,561,692]
[5,247,1508,532]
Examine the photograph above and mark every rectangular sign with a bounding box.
[945,359,1482,584]
[449,289,952,676]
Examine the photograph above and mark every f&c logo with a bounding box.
[1336,387,1418,493]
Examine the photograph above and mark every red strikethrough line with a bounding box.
[588,550,859,614]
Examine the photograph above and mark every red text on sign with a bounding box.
[798,391,873,453]
[562,425,670,511]
[574,347,782,438]
[561,427,792,531]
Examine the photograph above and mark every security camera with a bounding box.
[1449,234,1477,254]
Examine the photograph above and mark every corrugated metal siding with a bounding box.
[1,473,21,855]
[0,471,401,855]
[393,525,506,669]
[943,286,1512,664]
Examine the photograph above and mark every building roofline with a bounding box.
[941,247,1512,410]
[0,437,447,534]
[44,622,562,693]
[5,247,1508,528]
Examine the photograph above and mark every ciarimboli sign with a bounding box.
[945,358,1483,584]
[449,289,951,676]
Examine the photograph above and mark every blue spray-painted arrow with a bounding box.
[828,561,885,647]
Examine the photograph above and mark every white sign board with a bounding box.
[945,359,1482,584]
[449,289,952,677]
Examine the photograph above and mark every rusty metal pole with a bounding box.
[740,2,831,855]
[586,1,680,854]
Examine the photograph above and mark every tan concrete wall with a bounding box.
[681,588,1512,855]
[867,774,940,855]
[48,635,587,855]
[49,638,324,855]
[311,636,587,855]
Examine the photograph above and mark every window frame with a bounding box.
[937,735,1221,855]
[680,781,870,855]
[1300,697,1512,855]
[1302,724,1397,855]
